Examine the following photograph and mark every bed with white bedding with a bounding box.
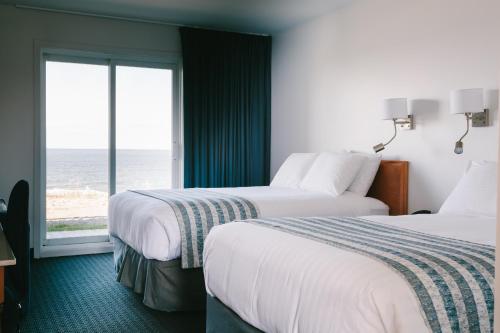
[204,214,495,333]
[203,160,497,333]
[109,187,388,261]
[109,154,408,311]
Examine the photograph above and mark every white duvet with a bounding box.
[203,214,496,333]
[108,186,388,261]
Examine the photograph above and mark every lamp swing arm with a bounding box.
[383,120,398,146]
[373,119,398,153]
[456,113,471,143]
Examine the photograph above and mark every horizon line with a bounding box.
[47,147,171,150]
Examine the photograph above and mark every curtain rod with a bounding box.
[14,4,271,37]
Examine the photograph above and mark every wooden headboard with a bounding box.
[367,160,409,216]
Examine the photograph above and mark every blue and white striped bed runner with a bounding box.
[246,216,494,333]
[130,189,260,268]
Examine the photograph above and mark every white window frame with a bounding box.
[34,41,183,258]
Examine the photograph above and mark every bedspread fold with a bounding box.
[130,189,260,268]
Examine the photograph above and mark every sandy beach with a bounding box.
[46,189,108,231]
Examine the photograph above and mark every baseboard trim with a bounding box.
[39,241,113,258]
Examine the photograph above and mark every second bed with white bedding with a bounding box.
[109,186,388,261]
[203,214,495,333]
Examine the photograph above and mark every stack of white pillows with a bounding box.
[272,152,497,217]
[270,151,382,197]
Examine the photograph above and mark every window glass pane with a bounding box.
[45,61,109,240]
[116,66,173,193]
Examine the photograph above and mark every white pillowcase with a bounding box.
[347,152,382,196]
[270,153,318,189]
[300,152,364,196]
[439,160,497,217]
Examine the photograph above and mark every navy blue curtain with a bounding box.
[181,28,271,188]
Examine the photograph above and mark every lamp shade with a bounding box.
[450,88,484,114]
[382,98,408,120]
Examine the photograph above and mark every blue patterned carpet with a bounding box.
[20,253,205,333]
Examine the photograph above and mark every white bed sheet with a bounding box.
[108,186,388,261]
[203,214,496,333]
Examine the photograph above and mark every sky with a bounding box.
[46,61,172,150]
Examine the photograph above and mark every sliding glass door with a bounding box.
[43,54,179,247]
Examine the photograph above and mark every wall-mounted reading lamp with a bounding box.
[450,88,488,154]
[373,98,414,153]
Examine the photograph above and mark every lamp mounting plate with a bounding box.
[471,109,489,127]
[394,115,414,130]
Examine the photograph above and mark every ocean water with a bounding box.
[47,149,172,194]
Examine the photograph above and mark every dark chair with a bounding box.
[2,180,30,332]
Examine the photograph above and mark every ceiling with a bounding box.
[0,0,352,34]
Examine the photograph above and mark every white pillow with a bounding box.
[270,153,318,188]
[439,161,497,217]
[347,152,382,196]
[300,152,364,196]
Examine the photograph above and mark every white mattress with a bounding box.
[203,214,496,333]
[108,186,388,261]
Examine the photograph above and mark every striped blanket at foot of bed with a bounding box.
[247,216,494,333]
[130,189,260,268]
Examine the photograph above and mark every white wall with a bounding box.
[0,5,180,244]
[272,0,500,212]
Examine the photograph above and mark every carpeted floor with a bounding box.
[20,253,205,333]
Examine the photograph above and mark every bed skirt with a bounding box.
[206,296,263,333]
[113,237,206,312]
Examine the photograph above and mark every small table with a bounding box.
[0,230,16,304]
